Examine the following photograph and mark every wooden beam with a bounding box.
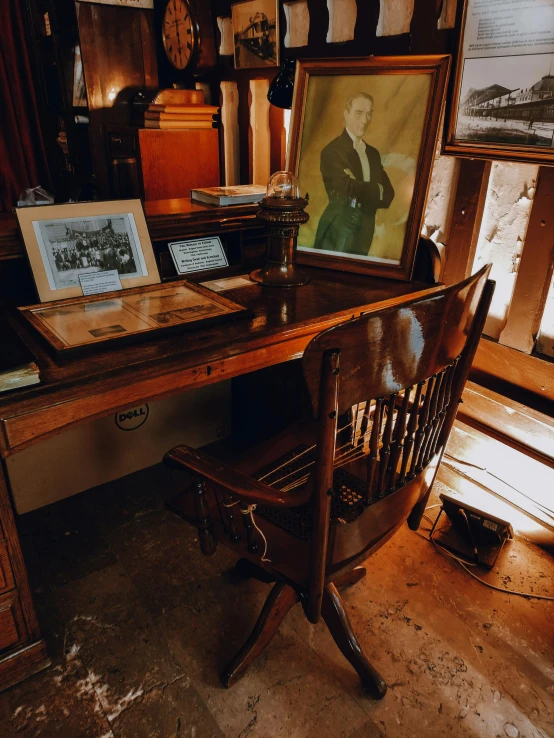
[471,337,554,411]
[442,158,491,286]
[499,166,554,353]
[459,382,554,467]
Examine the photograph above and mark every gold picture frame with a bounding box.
[444,0,554,163]
[18,280,250,357]
[15,200,160,303]
[231,0,279,70]
[287,56,450,281]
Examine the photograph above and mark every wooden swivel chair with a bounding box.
[164,266,494,698]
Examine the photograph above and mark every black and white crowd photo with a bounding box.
[35,213,145,289]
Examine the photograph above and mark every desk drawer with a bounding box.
[0,591,27,653]
[0,541,14,594]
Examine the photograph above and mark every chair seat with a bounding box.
[256,445,368,541]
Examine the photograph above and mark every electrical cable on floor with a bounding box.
[416,507,554,602]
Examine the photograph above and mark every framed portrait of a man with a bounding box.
[288,56,450,280]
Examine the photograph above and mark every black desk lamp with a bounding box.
[267,58,296,109]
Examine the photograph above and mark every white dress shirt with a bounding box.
[346,128,370,182]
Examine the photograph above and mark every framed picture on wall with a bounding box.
[231,0,279,69]
[287,56,450,281]
[444,0,554,164]
[15,200,160,303]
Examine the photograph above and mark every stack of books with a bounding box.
[144,103,219,130]
[191,185,267,206]
[0,316,41,394]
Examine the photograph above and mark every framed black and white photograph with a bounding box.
[19,281,250,356]
[15,200,160,303]
[444,0,554,163]
[288,56,450,281]
[231,0,278,69]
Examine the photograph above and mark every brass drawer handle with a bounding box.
[218,216,258,228]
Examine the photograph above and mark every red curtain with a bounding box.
[0,1,51,212]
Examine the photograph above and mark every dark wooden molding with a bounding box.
[0,640,50,693]
[471,337,554,414]
[459,381,554,467]
[442,158,491,286]
[499,166,554,354]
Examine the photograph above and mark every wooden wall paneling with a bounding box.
[376,0,415,37]
[220,81,240,185]
[283,1,310,48]
[441,158,491,286]
[326,0,357,43]
[269,104,286,173]
[139,7,158,86]
[248,78,271,185]
[499,166,554,354]
[77,3,158,196]
[409,0,452,55]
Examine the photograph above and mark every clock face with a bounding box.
[162,0,196,71]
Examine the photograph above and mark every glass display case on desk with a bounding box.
[144,198,268,283]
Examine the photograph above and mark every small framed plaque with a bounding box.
[168,237,228,275]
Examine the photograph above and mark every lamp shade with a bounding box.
[267,58,296,110]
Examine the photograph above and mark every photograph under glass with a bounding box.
[296,73,432,265]
[33,213,147,292]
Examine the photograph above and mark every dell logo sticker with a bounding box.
[115,404,150,431]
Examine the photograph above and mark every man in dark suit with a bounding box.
[314,92,395,256]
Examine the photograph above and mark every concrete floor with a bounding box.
[0,457,553,738]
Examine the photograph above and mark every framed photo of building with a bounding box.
[15,200,160,303]
[444,0,554,163]
[231,0,278,69]
[287,56,450,281]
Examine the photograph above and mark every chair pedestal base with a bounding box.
[322,583,387,699]
[221,582,298,688]
[221,572,386,699]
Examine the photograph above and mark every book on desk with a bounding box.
[0,316,40,393]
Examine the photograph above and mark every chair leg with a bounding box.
[333,566,367,590]
[221,581,298,688]
[322,583,387,699]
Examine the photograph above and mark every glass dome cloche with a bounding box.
[265,171,301,200]
[250,171,310,287]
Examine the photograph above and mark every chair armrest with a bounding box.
[164,445,312,509]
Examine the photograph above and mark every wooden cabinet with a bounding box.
[138,128,220,201]
[107,127,220,201]
[0,592,27,653]
[0,541,15,595]
[0,467,49,692]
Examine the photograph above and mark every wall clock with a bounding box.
[154,0,216,86]
[162,0,196,71]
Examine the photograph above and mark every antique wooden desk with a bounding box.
[0,202,437,691]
